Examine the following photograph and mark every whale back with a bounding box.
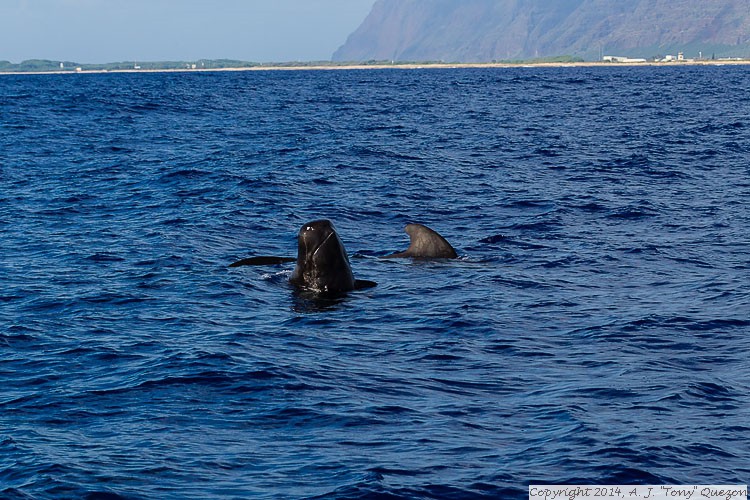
[387,223,457,259]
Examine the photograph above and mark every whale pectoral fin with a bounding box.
[354,279,377,290]
[229,256,296,267]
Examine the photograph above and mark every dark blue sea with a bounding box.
[1,65,749,499]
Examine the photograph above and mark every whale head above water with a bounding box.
[289,219,376,294]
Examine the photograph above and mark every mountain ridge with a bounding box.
[333,0,750,62]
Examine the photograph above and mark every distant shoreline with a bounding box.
[3,59,750,76]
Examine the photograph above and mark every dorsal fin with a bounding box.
[386,223,457,259]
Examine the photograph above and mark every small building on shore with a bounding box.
[659,52,692,62]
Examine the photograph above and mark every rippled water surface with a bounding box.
[2,66,749,499]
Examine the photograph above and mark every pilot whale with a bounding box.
[290,219,377,293]
[231,219,376,294]
[230,220,457,293]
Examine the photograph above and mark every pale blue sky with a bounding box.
[0,0,376,63]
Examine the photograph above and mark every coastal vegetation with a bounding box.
[0,58,405,73]
[1,55,749,75]
[0,57,591,74]
[494,55,585,64]
[0,59,263,73]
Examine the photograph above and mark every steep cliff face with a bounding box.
[333,0,750,62]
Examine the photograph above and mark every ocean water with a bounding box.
[1,65,749,499]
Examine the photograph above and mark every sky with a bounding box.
[0,0,376,63]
